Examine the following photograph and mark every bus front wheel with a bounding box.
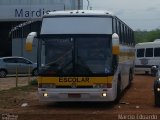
[115,79,122,103]
[128,71,133,87]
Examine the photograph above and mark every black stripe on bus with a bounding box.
[135,65,152,68]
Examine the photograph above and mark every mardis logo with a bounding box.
[15,8,52,18]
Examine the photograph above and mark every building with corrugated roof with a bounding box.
[0,0,83,57]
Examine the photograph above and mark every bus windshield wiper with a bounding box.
[46,48,73,67]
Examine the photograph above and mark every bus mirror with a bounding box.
[112,33,120,55]
[25,32,37,52]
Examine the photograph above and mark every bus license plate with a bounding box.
[68,94,81,98]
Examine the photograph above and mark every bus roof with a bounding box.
[43,10,113,17]
[136,41,160,48]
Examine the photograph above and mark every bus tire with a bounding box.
[115,78,121,103]
[128,70,133,87]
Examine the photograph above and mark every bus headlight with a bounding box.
[102,93,107,97]
[157,88,160,92]
[43,93,48,97]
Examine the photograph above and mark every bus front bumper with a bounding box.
[38,88,115,102]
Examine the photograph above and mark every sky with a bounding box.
[83,0,160,31]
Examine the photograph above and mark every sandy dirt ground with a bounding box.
[0,74,160,120]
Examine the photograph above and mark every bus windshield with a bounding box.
[39,35,112,76]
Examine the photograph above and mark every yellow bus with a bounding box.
[26,10,135,102]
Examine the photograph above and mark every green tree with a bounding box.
[135,29,160,44]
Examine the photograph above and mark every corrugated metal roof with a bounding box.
[0,0,82,9]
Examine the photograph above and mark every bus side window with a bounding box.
[154,48,160,57]
[145,48,153,57]
[137,48,144,58]
[113,18,117,33]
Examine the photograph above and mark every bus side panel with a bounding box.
[119,45,135,90]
